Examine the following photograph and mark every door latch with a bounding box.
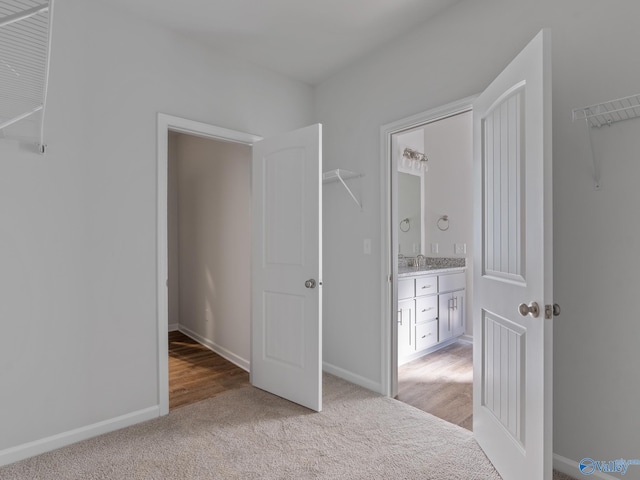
[545,303,561,319]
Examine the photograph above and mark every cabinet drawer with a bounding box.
[415,296,438,323]
[415,321,438,350]
[439,272,465,292]
[398,278,415,300]
[415,276,437,296]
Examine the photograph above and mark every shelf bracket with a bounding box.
[585,119,602,190]
[0,3,48,28]
[322,169,363,210]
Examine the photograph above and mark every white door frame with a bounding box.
[379,96,476,398]
[156,113,261,415]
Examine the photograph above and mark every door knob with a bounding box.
[553,303,561,316]
[518,301,540,318]
[305,279,317,289]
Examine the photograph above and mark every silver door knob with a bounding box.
[305,279,317,289]
[518,301,540,318]
[553,303,561,316]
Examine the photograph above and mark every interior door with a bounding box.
[251,124,322,412]
[472,30,553,479]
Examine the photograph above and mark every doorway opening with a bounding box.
[380,97,475,429]
[166,131,253,409]
[156,114,262,415]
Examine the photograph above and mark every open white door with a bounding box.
[251,124,322,412]
[473,30,553,479]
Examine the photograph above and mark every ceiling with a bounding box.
[106,0,462,85]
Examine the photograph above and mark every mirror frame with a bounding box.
[397,154,426,256]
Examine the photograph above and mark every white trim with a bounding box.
[554,453,620,480]
[168,323,179,332]
[322,362,382,393]
[156,113,261,416]
[179,325,250,372]
[0,406,158,467]
[379,96,477,398]
[458,334,473,344]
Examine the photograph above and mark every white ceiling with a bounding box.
[106,0,462,85]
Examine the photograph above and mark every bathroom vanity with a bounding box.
[397,266,466,365]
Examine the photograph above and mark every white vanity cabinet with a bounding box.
[438,290,465,341]
[397,298,414,360]
[398,270,466,365]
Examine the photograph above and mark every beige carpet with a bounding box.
[0,375,573,479]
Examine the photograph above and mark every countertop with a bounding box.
[397,265,466,278]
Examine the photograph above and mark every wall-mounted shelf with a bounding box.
[322,169,363,210]
[0,0,54,153]
[573,94,640,190]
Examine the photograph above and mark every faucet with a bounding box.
[416,254,426,268]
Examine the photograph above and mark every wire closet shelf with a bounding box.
[572,94,640,127]
[0,0,54,153]
[572,93,640,190]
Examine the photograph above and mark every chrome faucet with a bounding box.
[416,254,426,268]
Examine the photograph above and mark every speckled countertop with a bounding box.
[397,257,466,277]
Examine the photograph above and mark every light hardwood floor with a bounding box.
[169,330,250,409]
[397,340,473,431]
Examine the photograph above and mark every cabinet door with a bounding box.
[398,299,415,361]
[438,294,453,342]
[452,290,465,337]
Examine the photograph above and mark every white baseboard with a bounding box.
[322,362,382,394]
[168,323,179,332]
[554,453,620,480]
[459,334,473,344]
[178,325,249,372]
[0,406,159,467]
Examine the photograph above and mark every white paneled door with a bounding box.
[251,124,323,412]
[473,30,553,479]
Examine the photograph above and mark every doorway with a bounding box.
[166,131,252,409]
[157,116,323,415]
[380,98,475,428]
[156,114,262,415]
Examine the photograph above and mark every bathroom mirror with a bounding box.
[397,168,425,256]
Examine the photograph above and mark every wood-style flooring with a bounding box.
[397,340,473,430]
[169,330,250,409]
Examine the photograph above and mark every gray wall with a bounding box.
[171,134,251,369]
[315,0,640,467]
[0,0,312,461]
